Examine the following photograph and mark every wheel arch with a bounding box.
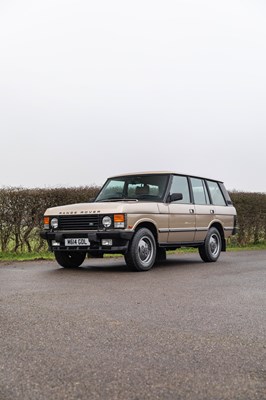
[209,222,226,251]
[134,221,159,244]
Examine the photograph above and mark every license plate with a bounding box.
[65,238,90,246]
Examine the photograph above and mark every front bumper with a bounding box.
[40,230,134,253]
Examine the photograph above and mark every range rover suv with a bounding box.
[40,172,237,271]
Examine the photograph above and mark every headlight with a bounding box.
[51,218,59,229]
[102,216,112,228]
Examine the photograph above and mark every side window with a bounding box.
[206,180,226,206]
[170,175,190,203]
[190,178,210,205]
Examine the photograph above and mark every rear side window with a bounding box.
[206,180,226,206]
[190,178,210,205]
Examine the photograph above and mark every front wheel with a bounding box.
[199,227,222,262]
[124,228,157,271]
[54,251,86,268]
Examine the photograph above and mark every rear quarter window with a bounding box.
[206,180,226,206]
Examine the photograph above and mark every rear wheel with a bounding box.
[199,227,222,262]
[54,251,86,268]
[124,228,156,271]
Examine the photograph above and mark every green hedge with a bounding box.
[230,192,266,245]
[0,187,265,252]
[0,187,99,252]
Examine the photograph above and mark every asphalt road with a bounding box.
[0,251,265,400]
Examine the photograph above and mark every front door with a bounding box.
[167,175,195,243]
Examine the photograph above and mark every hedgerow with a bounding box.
[230,191,266,245]
[0,186,99,252]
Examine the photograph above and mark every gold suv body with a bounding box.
[41,172,237,271]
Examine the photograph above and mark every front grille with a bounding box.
[58,215,100,230]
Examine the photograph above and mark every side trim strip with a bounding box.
[160,227,234,233]
[159,228,208,233]
[159,228,196,233]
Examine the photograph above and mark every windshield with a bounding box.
[95,174,170,202]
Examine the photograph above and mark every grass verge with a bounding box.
[0,251,54,262]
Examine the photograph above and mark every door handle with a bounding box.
[189,209,195,214]
[210,209,215,214]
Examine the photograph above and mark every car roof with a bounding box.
[109,171,223,183]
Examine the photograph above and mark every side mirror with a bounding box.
[169,193,183,203]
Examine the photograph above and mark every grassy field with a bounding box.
[1,242,265,262]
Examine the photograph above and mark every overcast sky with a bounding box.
[0,0,265,192]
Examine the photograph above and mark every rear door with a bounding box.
[190,177,214,241]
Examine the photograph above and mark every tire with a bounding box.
[54,251,86,268]
[199,227,222,263]
[124,228,157,271]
